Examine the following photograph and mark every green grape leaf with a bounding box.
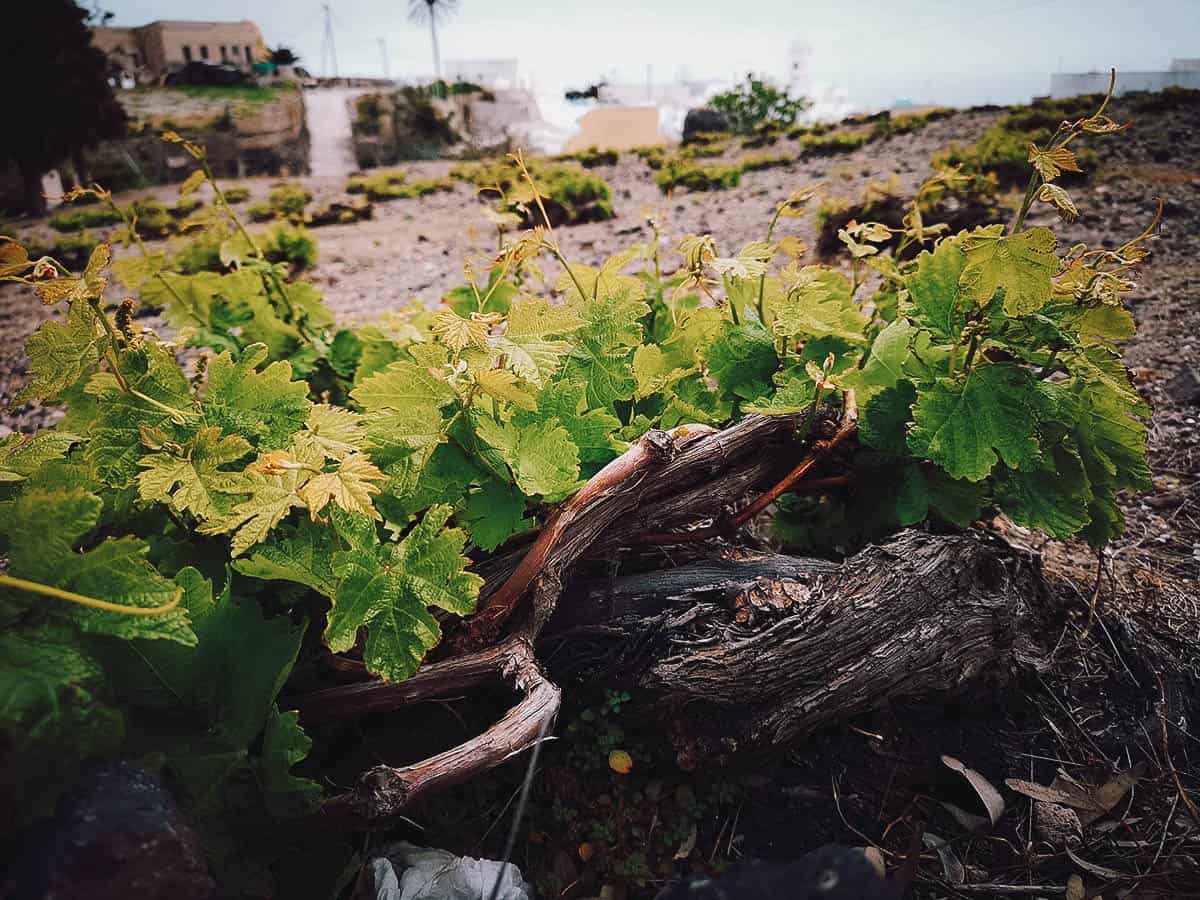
[772,269,869,345]
[742,371,816,416]
[461,478,531,551]
[137,426,252,519]
[198,447,322,556]
[293,404,367,461]
[19,300,107,402]
[203,343,311,448]
[513,380,622,468]
[0,431,80,482]
[907,363,1054,481]
[996,442,1093,538]
[233,518,339,598]
[257,706,323,819]
[0,487,194,644]
[112,252,168,291]
[474,415,580,501]
[376,441,480,524]
[959,225,1058,317]
[84,343,196,488]
[499,297,585,385]
[0,622,125,832]
[1064,345,1149,414]
[707,322,778,401]
[659,374,732,429]
[297,453,385,522]
[894,461,987,527]
[840,318,916,399]
[1075,304,1136,345]
[860,380,917,453]
[902,238,966,341]
[326,505,482,681]
[565,341,637,409]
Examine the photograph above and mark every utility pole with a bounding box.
[378,37,390,80]
[321,3,339,79]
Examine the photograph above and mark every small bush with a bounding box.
[246,201,276,222]
[129,200,173,238]
[679,135,731,158]
[170,196,204,219]
[798,129,871,157]
[307,199,374,227]
[655,159,743,193]
[710,73,810,134]
[452,158,614,226]
[268,183,312,217]
[262,224,317,269]
[932,98,1097,187]
[553,146,619,168]
[632,145,669,170]
[171,227,227,274]
[49,203,123,232]
[223,186,251,204]
[26,230,100,269]
[347,169,455,201]
[741,152,792,172]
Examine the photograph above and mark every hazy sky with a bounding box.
[99,0,1198,108]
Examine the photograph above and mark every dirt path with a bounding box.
[305,87,365,178]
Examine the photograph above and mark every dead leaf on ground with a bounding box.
[1006,763,1144,826]
[922,832,965,884]
[1066,847,1127,881]
[941,755,1005,826]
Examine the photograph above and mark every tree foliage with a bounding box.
[709,73,811,135]
[1,0,127,214]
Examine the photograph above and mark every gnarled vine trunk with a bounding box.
[297,406,1049,825]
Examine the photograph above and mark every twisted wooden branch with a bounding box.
[316,638,559,824]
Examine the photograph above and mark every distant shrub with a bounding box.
[679,135,731,158]
[261,223,317,270]
[307,199,374,227]
[128,199,173,238]
[741,152,793,172]
[268,183,312,217]
[933,97,1097,186]
[170,196,204,219]
[26,230,100,269]
[49,203,123,232]
[654,159,743,193]
[223,186,251,204]
[347,169,455,201]
[632,145,669,170]
[246,201,275,222]
[798,129,872,157]
[710,73,810,134]
[452,158,614,226]
[553,146,619,168]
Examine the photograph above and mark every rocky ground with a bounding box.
[1,95,1198,897]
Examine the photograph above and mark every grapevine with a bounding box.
[0,78,1156,884]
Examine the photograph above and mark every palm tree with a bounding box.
[408,0,458,83]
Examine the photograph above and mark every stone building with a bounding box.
[93,20,264,84]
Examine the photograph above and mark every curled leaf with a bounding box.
[941,754,1005,826]
[1037,183,1080,223]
